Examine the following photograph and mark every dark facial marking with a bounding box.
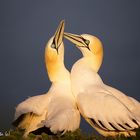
[51,39,56,49]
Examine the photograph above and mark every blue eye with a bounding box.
[51,43,56,49]
[85,40,90,45]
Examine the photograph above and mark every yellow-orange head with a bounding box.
[64,32,103,72]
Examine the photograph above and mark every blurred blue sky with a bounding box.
[0,0,140,133]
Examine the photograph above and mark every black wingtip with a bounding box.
[132,119,139,126]
[12,114,26,127]
[31,126,65,136]
[109,122,119,132]
[30,126,55,135]
[89,118,109,131]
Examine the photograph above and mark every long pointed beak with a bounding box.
[54,20,65,53]
[64,32,90,50]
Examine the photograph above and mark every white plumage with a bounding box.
[64,33,140,137]
[15,94,49,120]
[13,21,80,137]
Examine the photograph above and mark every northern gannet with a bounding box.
[64,32,140,137]
[13,21,80,137]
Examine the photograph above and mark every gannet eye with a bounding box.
[51,43,56,49]
[85,40,90,46]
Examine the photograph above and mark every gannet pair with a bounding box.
[13,20,140,137]
[13,21,80,137]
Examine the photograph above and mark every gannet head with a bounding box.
[46,20,65,61]
[64,32,103,72]
[45,20,68,82]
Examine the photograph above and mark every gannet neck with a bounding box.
[80,52,103,73]
[71,58,103,97]
[46,60,70,83]
[45,40,70,83]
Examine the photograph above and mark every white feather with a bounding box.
[15,94,49,120]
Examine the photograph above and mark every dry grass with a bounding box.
[0,129,140,140]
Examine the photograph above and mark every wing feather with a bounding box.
[40,95,80,134]
[14,94,49,120]
[77,85,140,132]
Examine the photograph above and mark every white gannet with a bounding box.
[64,32,140,137]
[13,21,80,137]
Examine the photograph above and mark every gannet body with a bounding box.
[13,21,80,137]
[64,33,140,137]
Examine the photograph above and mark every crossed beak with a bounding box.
[64,32,90,50]
[53,20,65,53]
[53,21,90,52]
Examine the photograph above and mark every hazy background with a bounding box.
[0,0,140,133]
